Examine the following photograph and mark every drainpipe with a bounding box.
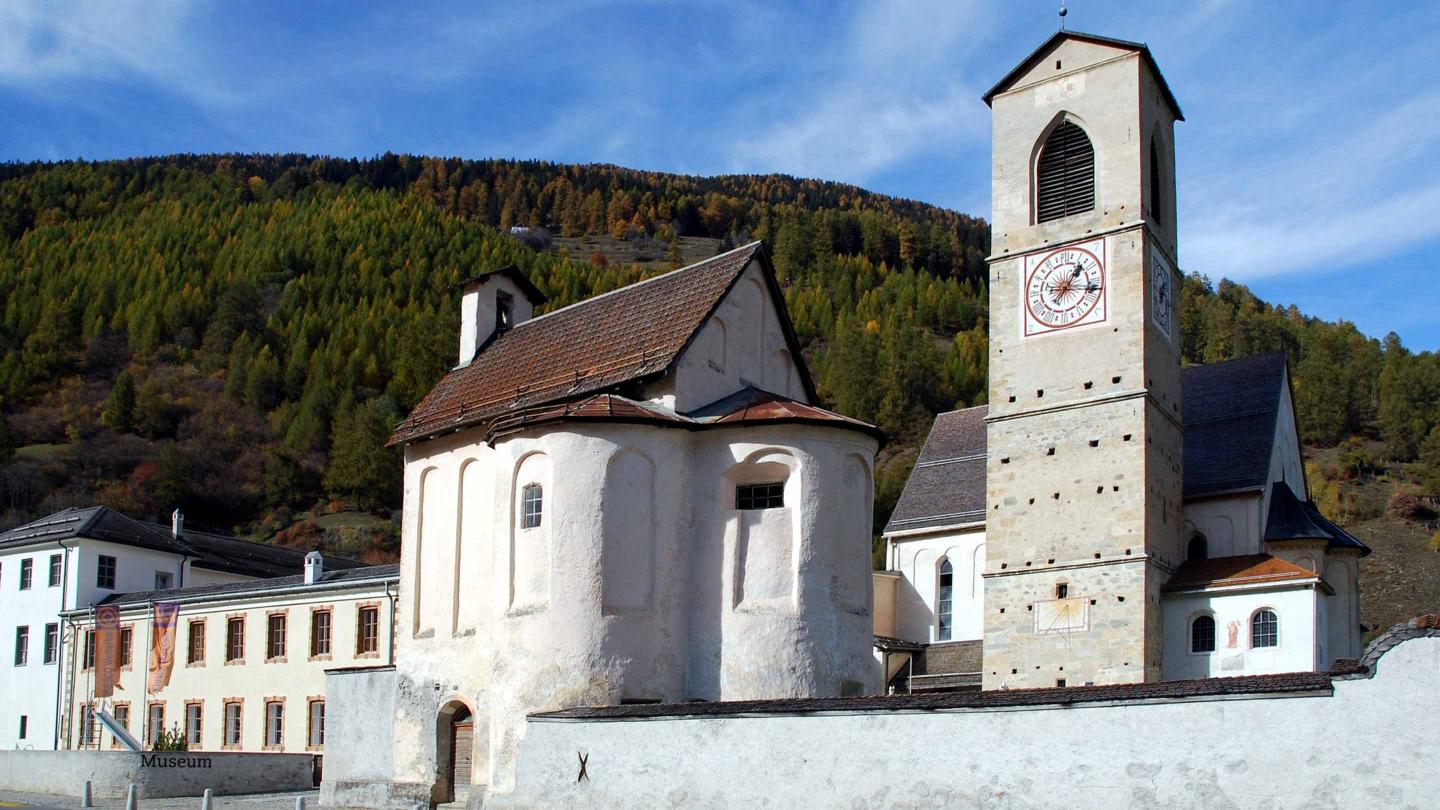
[53,539,71,750]
[385,581,397,667]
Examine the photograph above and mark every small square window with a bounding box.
[155,571,173,590]
[736,482,785,510]
[1055,583,1068,599]
[521,484,544,529]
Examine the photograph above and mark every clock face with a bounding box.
[1150,245,1176,342]
[1022,238,1108,336]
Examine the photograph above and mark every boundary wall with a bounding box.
[0,750,316,799]
[486,621,1438,810]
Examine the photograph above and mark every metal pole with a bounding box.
[294,797,306,810]
[201,788,213,810]
[124,782,138,810]
[80,780,92,808]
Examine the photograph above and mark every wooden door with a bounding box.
[451,720,474,791]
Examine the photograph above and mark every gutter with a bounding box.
[59,572,402,618]
[52,538,71,750]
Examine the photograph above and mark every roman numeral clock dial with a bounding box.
[1021,238,1108,337]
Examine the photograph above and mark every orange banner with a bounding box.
[147,602,181,693]
[94,605,120,698]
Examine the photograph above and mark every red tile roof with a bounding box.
[391,242,816,445]
[484,390,882,444]
[1165,553,1318,592]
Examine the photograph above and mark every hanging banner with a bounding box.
[94,605,121,698]
[147,602,182,693]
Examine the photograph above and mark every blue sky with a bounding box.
[3,1,1437,349]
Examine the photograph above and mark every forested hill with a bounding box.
[0,155,1437,582]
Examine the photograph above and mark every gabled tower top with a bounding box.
[982,31,1184,121]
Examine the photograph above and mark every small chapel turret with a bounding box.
[981,32,1185,688]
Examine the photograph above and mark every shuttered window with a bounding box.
[1036,121,1095,223]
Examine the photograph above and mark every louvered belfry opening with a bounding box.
[1035,120,1095,223]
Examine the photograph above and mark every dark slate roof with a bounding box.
[1265,481,1371,555]
[886,354,1320,534]
[86,564,399,610]
[883,406,987,533]
[982,30,1184,120]
[533,671,1331,720]
[0,506,368,579]
[391,242,819,445]
[1182,352,1288,498]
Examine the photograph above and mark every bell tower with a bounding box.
[981,32,1184,688]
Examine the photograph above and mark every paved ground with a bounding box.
[0,790,319,809]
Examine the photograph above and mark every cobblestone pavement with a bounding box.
[0,790,320,810]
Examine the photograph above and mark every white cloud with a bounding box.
[727,0,995,182]
[1183,87,1440,281]
[0,1,229,102]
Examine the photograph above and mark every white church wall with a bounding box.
[672,262,807,412]
[1323,552,1362,661]
[494,637,1438,810]
[1181,495,1261,559]
[367,416,878,802]
[1161,585,1318,680]
[887,528,986,644]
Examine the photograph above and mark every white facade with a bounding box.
[0,508,353,750]
[1161,583,1321,680]
[884,526,986,645]
[62,567,396,753]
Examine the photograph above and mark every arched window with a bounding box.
[936,560,954,642]
[521,483,543,529]
[1036,120,1095,223]
[1187,533,1208,561]
[1191,614,1216,653]
[1251,609,1279,648]
[1149,137,1164,226]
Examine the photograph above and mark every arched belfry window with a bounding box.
[936,559,954,642]
[1149,137,1164,226]
[1036,120,1095,223]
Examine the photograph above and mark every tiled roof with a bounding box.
[391,242,818,445]
[1165,553,1317,592]
[486,388,881,444]
[0,506,367,579]
[533,671,1331,720]
[1265,481,1371,555]
[85,564,399,610]
[883,406,987,533]
[1183,352,1287,498]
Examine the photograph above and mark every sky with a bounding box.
[2,1,1437,349]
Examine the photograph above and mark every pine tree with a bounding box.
[323,400,401,510]
[101,371,137,432]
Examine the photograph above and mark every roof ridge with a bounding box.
[512,241,761,331]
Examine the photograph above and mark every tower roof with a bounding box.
[982,30,1184,121]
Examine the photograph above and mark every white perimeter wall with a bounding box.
[493,636,1439,810]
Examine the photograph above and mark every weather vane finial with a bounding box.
[1059,1,1068,31]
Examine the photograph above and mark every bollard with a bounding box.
[201,788,213,810]
[81,780,93,808]
[124,782,138,810]
[295,797,305,810]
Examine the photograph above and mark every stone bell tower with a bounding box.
[981,32,1184,689]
